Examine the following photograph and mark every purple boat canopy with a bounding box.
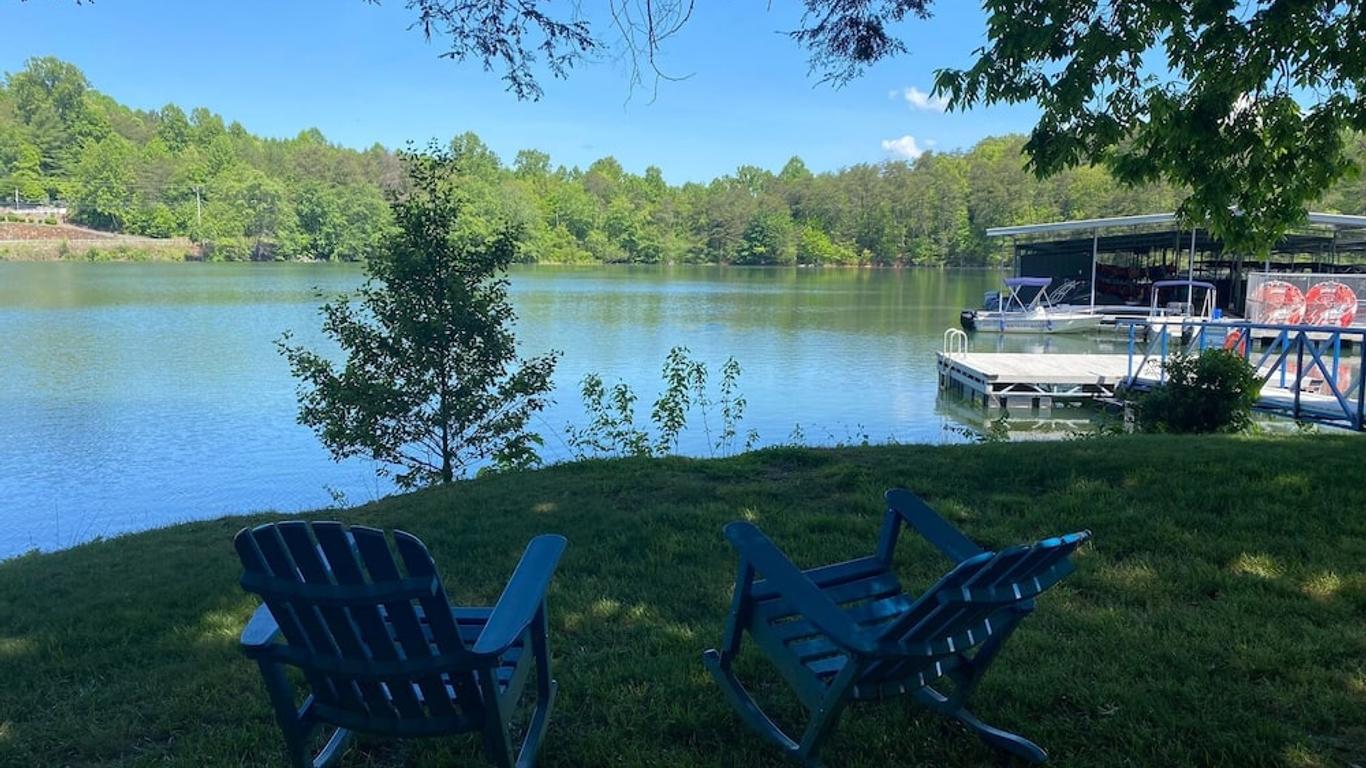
[1151,279,1217,291]
[1004,277,1053,288]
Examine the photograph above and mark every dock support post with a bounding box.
[1357,335,1365,431]
[1090,229,1098,311]
[1187,229,1196,311]
[1126,324,1135,383]
[1332,333,1341,389]
[1294,332,1305,419]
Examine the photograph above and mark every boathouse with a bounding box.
[987,212,1366,319]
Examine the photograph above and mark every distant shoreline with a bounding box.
[0,252,1006,270]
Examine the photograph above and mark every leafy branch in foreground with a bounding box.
[566,346,757,459]
[935,2,1366,257]
[280,142,559,487]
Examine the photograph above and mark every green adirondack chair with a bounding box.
[235,521,566,768]
[703,489,1089,766]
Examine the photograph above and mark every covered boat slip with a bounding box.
[986,212,1366,318]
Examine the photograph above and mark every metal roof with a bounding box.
[986,211,1366,238]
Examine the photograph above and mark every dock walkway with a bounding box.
[937,350,1358,425]
[936,353,1151,409]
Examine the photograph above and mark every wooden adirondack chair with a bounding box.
[703,489,1089,766]
[234,521,566,768]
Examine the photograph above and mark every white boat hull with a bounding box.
[968,311,1102,334]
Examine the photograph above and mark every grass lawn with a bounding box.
[1,435,1363,767]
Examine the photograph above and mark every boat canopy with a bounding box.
[1151,279,1217,291]
[1004,277,1053,288]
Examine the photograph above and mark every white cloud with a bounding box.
[897,86,948,112]
[881,135,927,160]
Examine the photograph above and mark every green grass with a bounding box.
[1,436,1363,767]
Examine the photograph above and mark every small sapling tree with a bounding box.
[280,142,559,486]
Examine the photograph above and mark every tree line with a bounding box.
[5,57,1366,267]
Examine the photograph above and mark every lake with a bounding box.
[0,262,1113,558]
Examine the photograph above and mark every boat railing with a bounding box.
[1117,318,1366,429]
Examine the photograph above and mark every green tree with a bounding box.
[156,104,191,153]
[72,133,134,229]
[8,142,46,200]
[279,143,559,486]
[735,208,795,265]
[795,224,855,265]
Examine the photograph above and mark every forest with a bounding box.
[4,56,1366,266]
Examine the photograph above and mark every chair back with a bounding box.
[234,520,487,735]
[879,531,1089,657]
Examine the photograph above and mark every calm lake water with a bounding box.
[0,263,1115,558]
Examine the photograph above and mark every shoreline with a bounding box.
[0,252,1009,270]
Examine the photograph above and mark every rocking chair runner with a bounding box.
[235,521,566,768]
[703,489,1090,766]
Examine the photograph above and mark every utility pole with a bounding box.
[193,185,202,229]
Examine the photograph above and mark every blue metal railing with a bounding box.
[1118,318,1366,430]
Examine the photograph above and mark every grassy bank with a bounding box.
[1,437,1363,767]
[0,239,198,262]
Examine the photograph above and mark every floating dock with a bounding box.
[937,350,1361,426]
[936,353,1153,409]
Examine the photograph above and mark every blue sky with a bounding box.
[0,1,1042,183]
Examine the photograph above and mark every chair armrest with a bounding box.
[885,489,985,564]
[239,603,281,657]
[472,534,567,657]
[723,522,881,657]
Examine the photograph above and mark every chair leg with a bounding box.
[914,685,1047,763]
[311,726,354,768]
[795,662,860,767]
[703,649,824,767]
[911,612,1048,766]
[952,707,1048,764]
[257,659,322,768]
[515,607,558,768]
[479,666,518,768]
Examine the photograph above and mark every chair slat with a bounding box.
[755,572,902,623]
[245,525,344,706]
[277,522,384,718]
[749,556,886,602]
[312,524,427,719]
[770,594,912,644]
[874,551,994,646]
[395,531,474,718]
[350,527,455,718]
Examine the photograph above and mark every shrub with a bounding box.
[566,347,757,459]
[1136,349,1262,433]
